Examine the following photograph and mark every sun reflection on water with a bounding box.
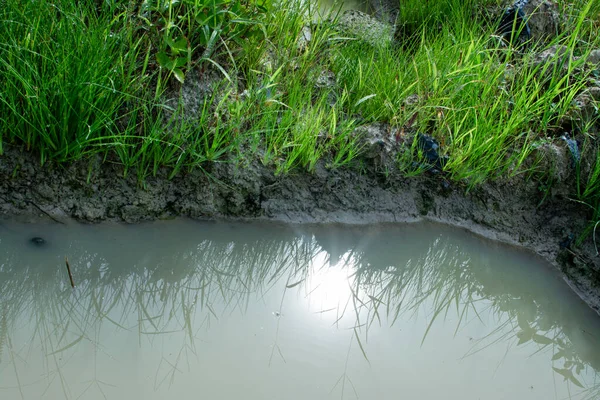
[303,250,357,315]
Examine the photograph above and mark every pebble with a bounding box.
[30,237,46,246]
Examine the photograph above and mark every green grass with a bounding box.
[0,0,268,173]
[331,0,597,184]
[0,1,143,163]
[1,0,600,236]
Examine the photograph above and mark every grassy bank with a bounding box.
[0,0,599,233]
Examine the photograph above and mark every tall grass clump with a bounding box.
[395,0,491,50]
[331,0,598,185]
[559,0,600,240]
[232,0,362,173]
[0,0,599,196]
[0,0,270,175]
[127,0,269,85]
[0,0,363,177]
[557,0,600,40]
[0,0,148,164]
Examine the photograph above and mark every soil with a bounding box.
[1,136,599,315]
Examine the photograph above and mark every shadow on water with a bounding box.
[1,220,600,398]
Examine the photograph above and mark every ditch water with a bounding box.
[0,220,599,399]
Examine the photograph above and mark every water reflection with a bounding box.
[0,220,599,399]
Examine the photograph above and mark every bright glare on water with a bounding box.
[0,220,599,400]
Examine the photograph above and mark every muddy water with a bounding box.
[0,220,599,400]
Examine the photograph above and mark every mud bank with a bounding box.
[1,142,599,314]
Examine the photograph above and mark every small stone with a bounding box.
[336,10,393,48]
[315,70,336,89]
[521,0,560,42]
[586,86,600,101]
[30,237,46,246]
[297,25,312,53]
[572,92,598,120]
[355,123,395,160]
[533,45,568,65]
[587,49,600,66]
[404,94,419,107]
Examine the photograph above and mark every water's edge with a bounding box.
[1,145,598,315]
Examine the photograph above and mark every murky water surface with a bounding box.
[1,220,600,399]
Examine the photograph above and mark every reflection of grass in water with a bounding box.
[1,226,599,396]
[345,234,600,395]
[0,232,322,395]
[347,238,477,336]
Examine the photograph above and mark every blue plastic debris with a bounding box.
[498,0,531,45]
[560,134,580,167]
[559,233,574,249]
[417,133,448,172]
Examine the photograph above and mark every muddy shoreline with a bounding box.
[1,142,599,314]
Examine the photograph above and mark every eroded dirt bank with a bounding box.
[1,142,599,314]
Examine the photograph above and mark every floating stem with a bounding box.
[65,257,75,288]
